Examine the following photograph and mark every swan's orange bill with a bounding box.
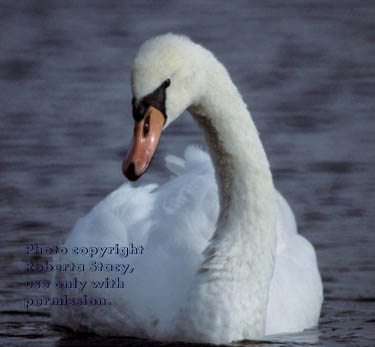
[122,106,164,181]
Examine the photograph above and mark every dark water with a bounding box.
[1,1,374,346]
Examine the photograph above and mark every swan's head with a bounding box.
[122,33,206,181]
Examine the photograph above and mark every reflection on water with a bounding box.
[1,1,374,346]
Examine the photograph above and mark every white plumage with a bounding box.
[51,34,323,344]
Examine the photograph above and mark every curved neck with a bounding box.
[182,57,277,341]
[190,76,274,234]
[189,58,276,248]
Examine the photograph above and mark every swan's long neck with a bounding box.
[180,55,277,342]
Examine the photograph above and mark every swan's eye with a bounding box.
[143,115,150,137]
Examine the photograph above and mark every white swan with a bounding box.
[51,33,323,344]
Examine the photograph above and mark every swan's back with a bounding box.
[51,146,219,339]
[267,192,323,335]
[51,146,322,340]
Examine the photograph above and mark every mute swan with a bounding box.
[51,33,323,344]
